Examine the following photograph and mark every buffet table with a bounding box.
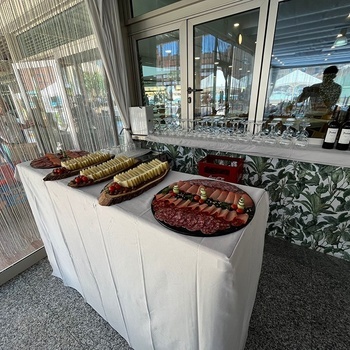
[17,161,269,350]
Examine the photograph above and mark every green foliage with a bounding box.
[145,141,350,260]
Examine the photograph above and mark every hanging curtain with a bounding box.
[85,0,133,145]
[0,0,124,274]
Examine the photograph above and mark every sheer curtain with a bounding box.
[85,0,133,145]
[0,0,124,274]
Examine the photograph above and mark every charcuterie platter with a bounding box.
[43,151,113,181]
[98,158,170,206]
[30,150,89,169]
[151,179,255,237]
[68,156,138,187]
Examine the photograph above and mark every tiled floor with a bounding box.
[1,236,350,350]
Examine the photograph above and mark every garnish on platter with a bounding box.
[43,151,113,181]
[30,150,89,169]
[151,179,255,236]
[68,156,138,187]
[98,158,170,206]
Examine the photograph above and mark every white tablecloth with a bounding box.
[17,162,269,350]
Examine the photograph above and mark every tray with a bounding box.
[67,160,140,188]
[98,164,170,206]
[30,150,89,169]
[151,179,255,237]
[43,154,114,181]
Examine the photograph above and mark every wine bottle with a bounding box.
[322,106,340,149]
[336,106,350,150]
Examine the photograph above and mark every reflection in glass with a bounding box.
[193,9,259,122]
[264,0,350,139]
[131,0,181,17]
[137,31,181,124]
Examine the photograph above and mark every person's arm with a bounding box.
[297,86,311,103]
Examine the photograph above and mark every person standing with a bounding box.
[297,65,342,117]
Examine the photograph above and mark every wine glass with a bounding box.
[279,118,295,147]
[265,118,282,145]
[294,119,310,148]
[251,121,267,144]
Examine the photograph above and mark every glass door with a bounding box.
[136,28,183,132]
[134,0,268,133]
[187,1,268,129]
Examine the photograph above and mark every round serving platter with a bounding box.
[151,179,255,237]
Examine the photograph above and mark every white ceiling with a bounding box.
[271,0,350,68]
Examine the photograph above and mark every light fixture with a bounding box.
[333,28,348,47]
[238,33,243,45]
[234,23,239,27]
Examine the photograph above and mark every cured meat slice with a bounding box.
[187,185,199,194]
[155,193,168,200]
[188,202,200,210]
[159,193,173,201]
[202,205,216,215]
[177,199,192,208]
[217,209,230,220]
[232,193,241,205]
[237,213,249,224]
[217,190,229,202]
[225,191,236,204]
[164,197,178,204]
[176,180,186,188]
[211,207,223,217]
[178,182,192,192]
[196,203,208,212]
[210,189,222,201]
[171,198,183,206]
[225,210,237,222]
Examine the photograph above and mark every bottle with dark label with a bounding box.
[322,106,340,149]
[336,106,350,150]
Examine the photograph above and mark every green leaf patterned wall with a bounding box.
[143,141,350,261]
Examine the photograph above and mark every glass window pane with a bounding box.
[193,9,259,120]
[265,0,350,139]
[137,31,181,120]
[131,0,181,17]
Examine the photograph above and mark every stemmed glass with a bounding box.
[251,121,267,144]
[264,118,282,145]
[295,119,310,148]
[229,118,241,141]
[279,118,295,147]
[237,120,253,143]
[153,118,162,135]
[210,116,223,139]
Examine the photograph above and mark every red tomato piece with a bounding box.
[193,195,200,202]
[75,177,82,184]
[108,185,116,194]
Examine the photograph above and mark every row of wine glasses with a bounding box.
[252,118,310,148]
[151,116,311,148]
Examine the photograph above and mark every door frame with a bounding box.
[131,0,273,124]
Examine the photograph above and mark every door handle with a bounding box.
[187,87,203,94]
